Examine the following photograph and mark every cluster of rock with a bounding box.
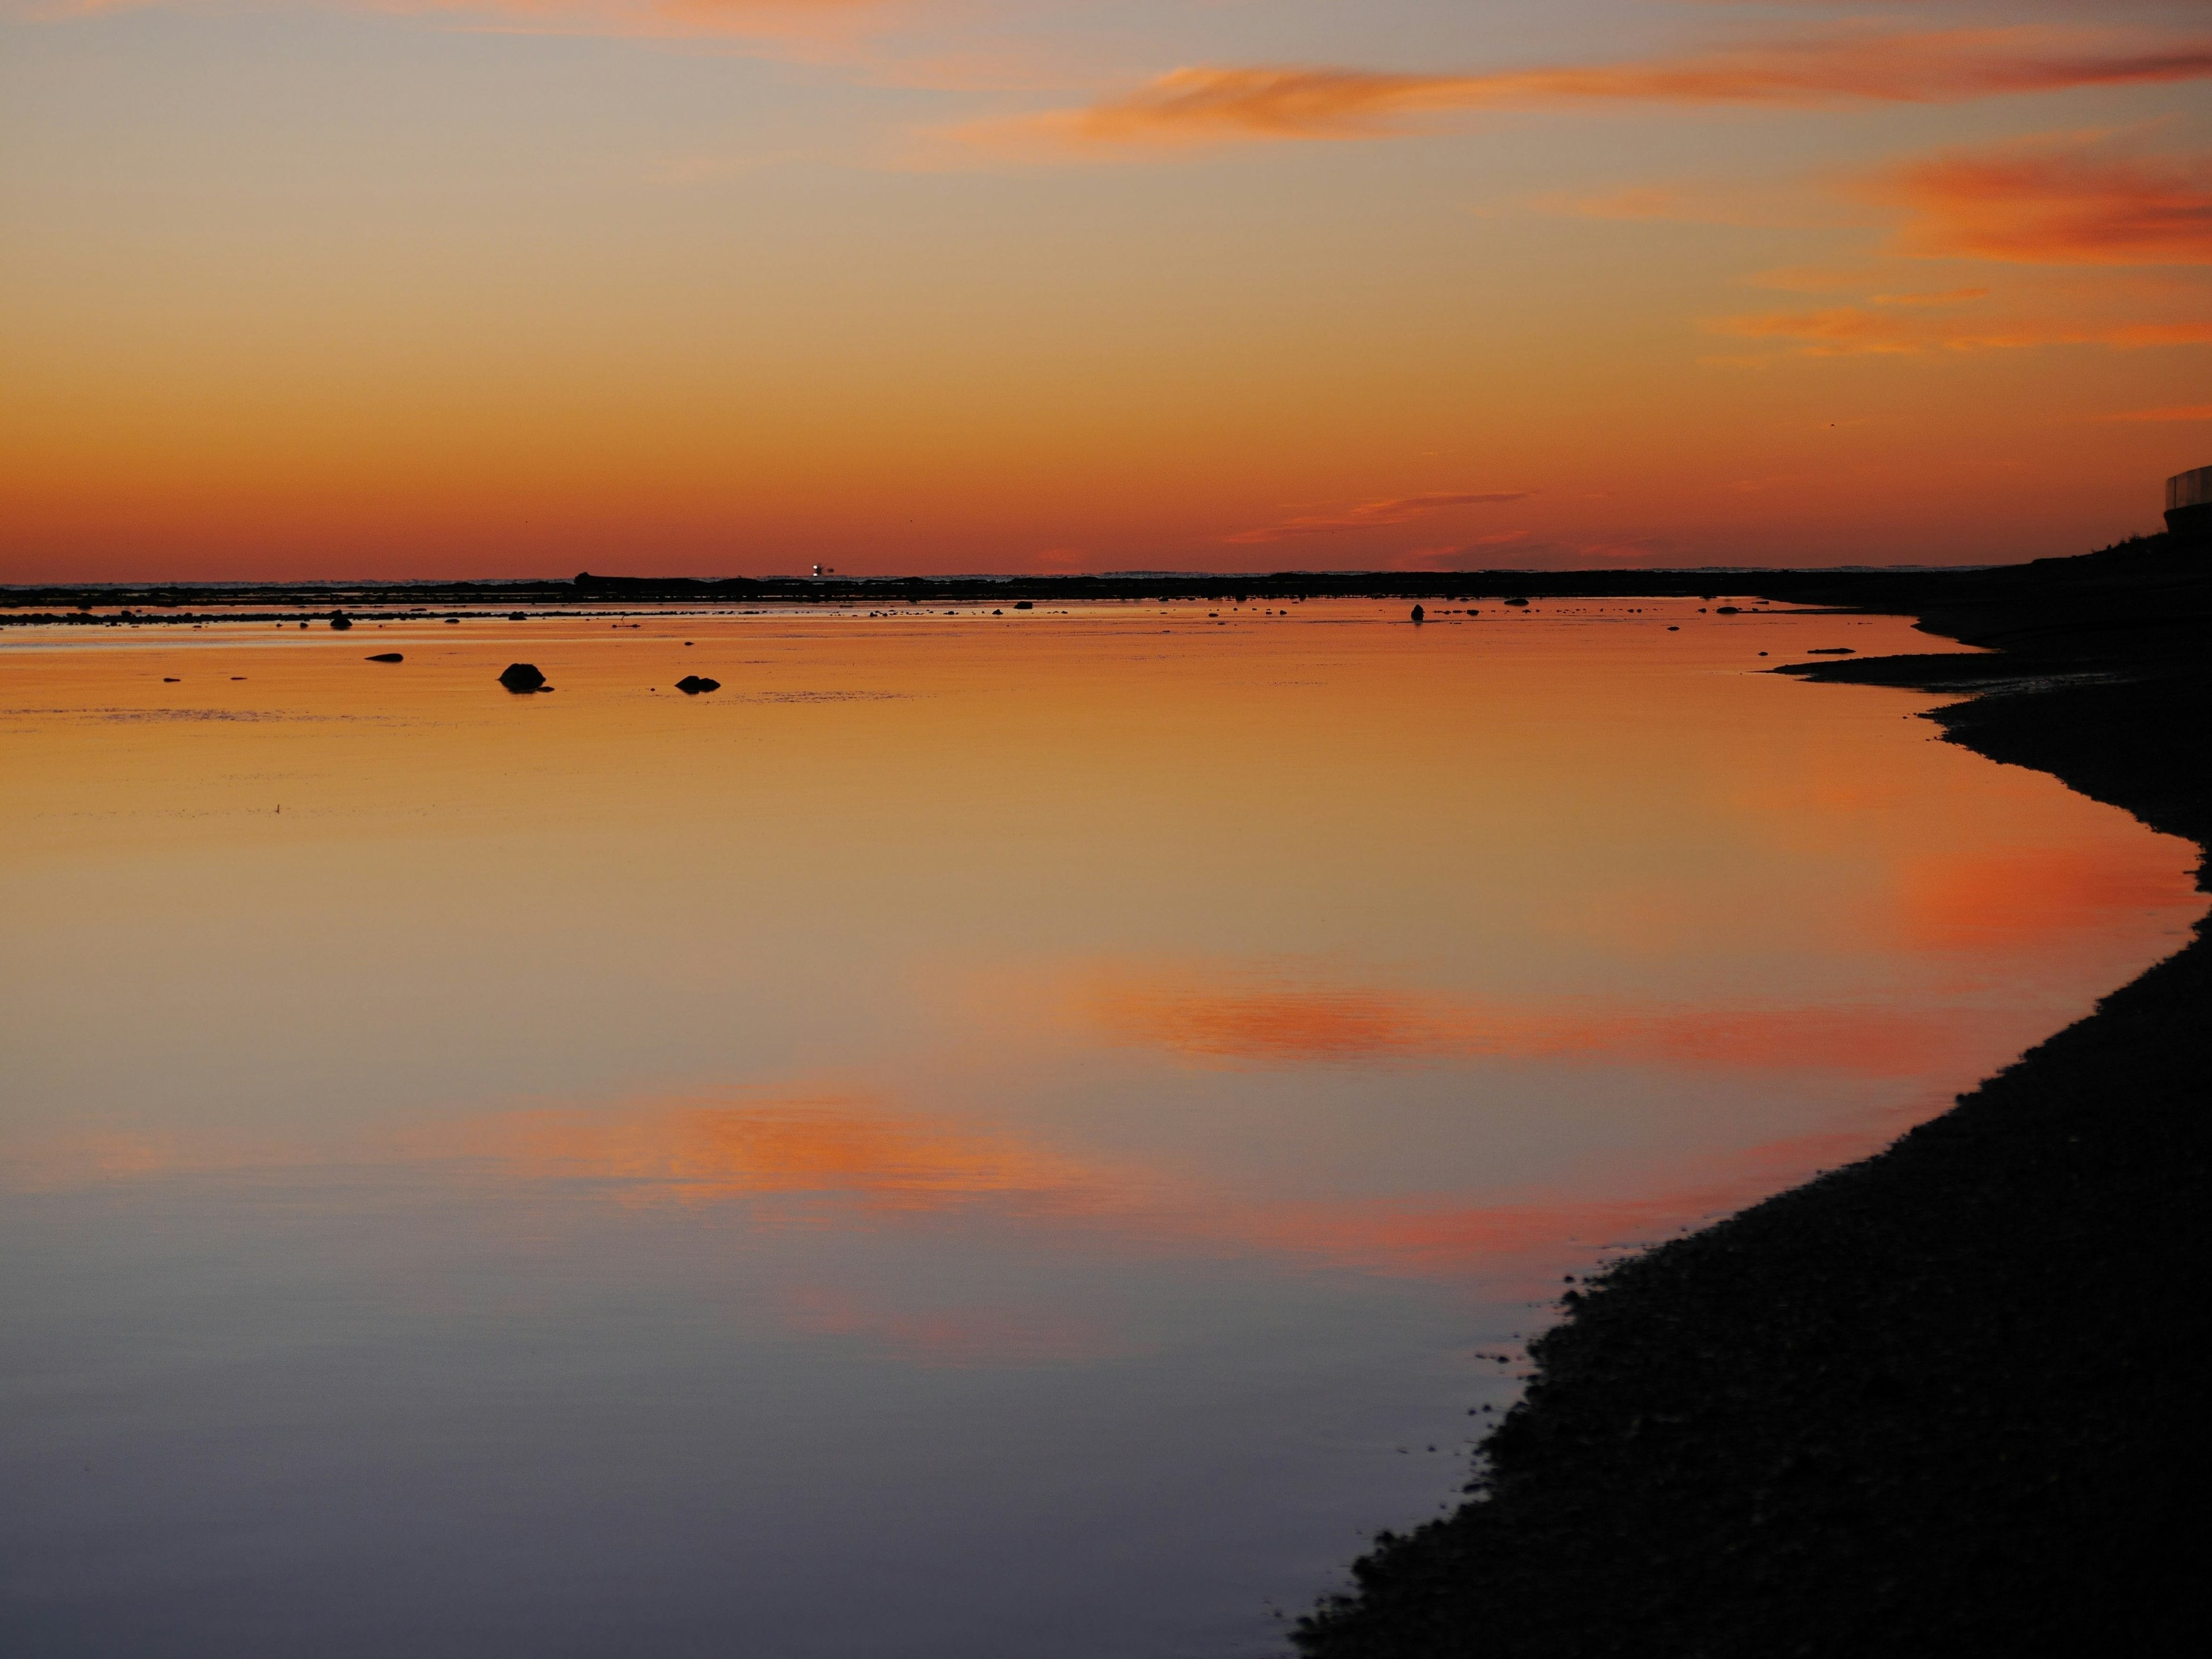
[491,663,720,695]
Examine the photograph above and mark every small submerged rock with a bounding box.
[1808,646,1856,655]
[367,652,404,663]
[675,675,721,695]
[499,662,548,692]
[329,613,353,630]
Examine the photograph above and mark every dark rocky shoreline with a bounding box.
[1292,535,2209,1658]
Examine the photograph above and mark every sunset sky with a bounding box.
[4,0,2209,579]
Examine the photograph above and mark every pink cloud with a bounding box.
[969,29,2212,153]
[1870,131,2212,265]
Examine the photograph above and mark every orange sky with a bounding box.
[2,2,2209,579]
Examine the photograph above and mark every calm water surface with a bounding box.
[2,599,2200,1656]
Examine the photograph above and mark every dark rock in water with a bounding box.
[509,612,528,621]
[329,613,353,630]
[162,676,180,683]
[675,675,721,694]
[1715,605,1742,614]
[1505,596,1529,607]
[499,662,548,692]
[367,652,404,663]
[1809,646,1856,654]
[1014,600,1033,609]
[1411,604,1426,623]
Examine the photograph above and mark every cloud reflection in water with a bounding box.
[1068,961,2008,1077]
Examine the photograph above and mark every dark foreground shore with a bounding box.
[1294,536,2209,1657]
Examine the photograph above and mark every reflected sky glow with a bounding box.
[1,600,2200,1657]
[1068,960,2007,1076]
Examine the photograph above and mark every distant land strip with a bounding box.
[0,563,2005,621]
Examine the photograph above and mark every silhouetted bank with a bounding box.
[1293,536,2208,1659]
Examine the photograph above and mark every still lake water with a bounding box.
[3,598,2201,1656]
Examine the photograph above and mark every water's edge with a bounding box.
[1290,535,2210,1658]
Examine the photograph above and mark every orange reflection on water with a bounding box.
[411,1097,1108,1215]
[1896,842,2198,949]
[1071,963,2008,1078]
[2,604,2201,1351]
[0,1062,2135,1343]
[389,1089,1933,1294]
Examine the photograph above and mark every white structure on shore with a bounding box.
[2166,465,2211,540]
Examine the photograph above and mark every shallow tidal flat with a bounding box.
[2,599,2201,1657]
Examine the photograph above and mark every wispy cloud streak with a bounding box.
[1870,287,1992,306]
[2094,403,2212,422]
[1224,490,1531,544]
[974,28,2212,153]
[1706,306,2212,357]
[1870,132,2212,265]
[1705,133,2212,358]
